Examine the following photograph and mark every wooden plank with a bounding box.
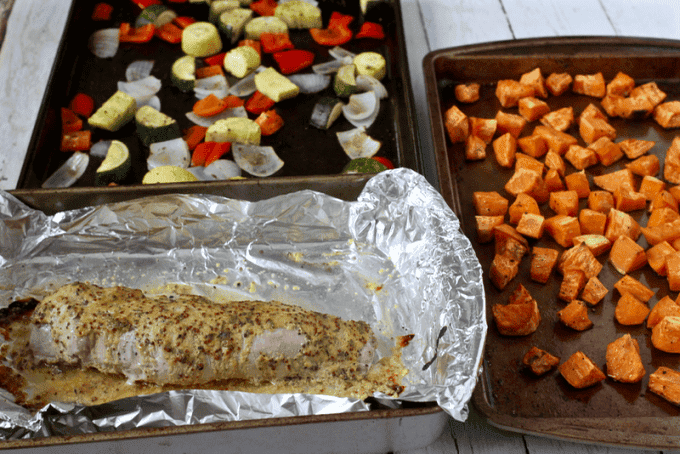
[417,0,513,51]
[0,0,70,190]
[600,0,680,40]
[526,434,663,453]
[449,406,527,454]
[501,0,615,38]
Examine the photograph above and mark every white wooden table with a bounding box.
[2,1,680,453]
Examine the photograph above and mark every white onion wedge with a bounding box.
[232,144,284,177]
[118,76,162,106]
[312,59,345,75]
[42,152,89,188]
[286,74,331,94]
[90,140,112,159]
[229,66,265,97]
[147,138,190,170]
[126,60,155,82]
[88,28,119,58]
[329,46,356,64]
[356,74,388,99]
[194,74,230,99]
[185,106,248,127]
[336,127,381,159]
[342,91,379,128]
[204,160,242,180]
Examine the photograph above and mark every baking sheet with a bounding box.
[20,0,420,188]
[424,37,680,449]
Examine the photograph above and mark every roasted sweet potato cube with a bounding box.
[614,275,654,302]
[518,97,550,122]
[558,242,603,279]
[615,292,650,326]
[640,218,680,246]
[609,235,647,275]
[504,168,542,197]
[652,316,680,353]
[545,214,581,247]
[530,246,559,283]
[558,299,592,330]
[517,134,548,158]
[618,138,655,159]
[444,104,469,143]
[546,72,572,96]
[508,193,539,224]
[516,213,545,239]
[573,72,606,98]
[664,137,680,184]
[473,191,509,216]
[579,209,607,235]
[544,169,565,192]
[523,346,560,375]
[558,269,587,302]
[627,155,660,178]
[618,95,657,120]
[613,186,647,212]
[668,251,680,291]
[589,136,623,166]
[581,276,608,305]
[519,68,548,99]
[639,175,665,200]
[469,117,498,144]
[580,116,616,145]
[559,351,606,389]
[565,170,590,198]
[544,150,566,176]
[649,367,680,405]
[580,103,608,122]
[605,208,641,243]
[588,190,615,213]
[475,215,505,243]
[490,254,519,290]
[606,334,645,383]
[454,83,480,103]
[669,185,680,204]
[549,190,579,216]
[606,72,635,97]
[631,81,667,107]
[540,106,574,132]
[647,241,677,276]
[564,145,598,170]
[492,284,541,335]
[494,224,529,260]
[533,125,578,156]
[496,79,534,108]
[465,134,487,160]
[600,94,625,118]
[572,234,611,256]
[515,152,544,174]
[594,168,636,193]
[648,296,680,328]
[649,190,679,213]
[492,132,517,168]
[495,110,527,138]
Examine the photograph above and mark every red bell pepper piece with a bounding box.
[130,0,162,8]
[272,49,315,75]
[204,52,227,66]
[119,23,155,43]
[61,108,83,133]
[60,130,92,152]
[239,39,262,58]
[205,142,232,166]
[260,32,294,53]
[372,156,394,169]
[255,110,284,136]
[250,0,278,16]
[155,22,183,43]
[223,95,245,108]
[69,93,95,118]
[309,16,353,46]
[195,65,224,79]
[356,22,385,39]
[192,142,231,167]
[92,3,114,21]
[328,11,354,29]
[183,125,208,151]
[173,16,196,29]
[245,91,275,115]
[193,94,229,117]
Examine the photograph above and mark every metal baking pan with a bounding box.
[424,37,680,449]
[16,0,420,195]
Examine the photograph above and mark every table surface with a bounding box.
[2,0,680,453]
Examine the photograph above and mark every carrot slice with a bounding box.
[245,91,275,115]
[155,22,183,44]
[61,107,83,133]
[193,94,228,117]
[255,109,284,136]
[183,125,207,151]
[119,23,155,43]
[205,142,231,166]
[196,65,224,79]
[223,95,245,108]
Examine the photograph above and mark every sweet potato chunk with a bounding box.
[515,152,544,174]
[593,169,635,193]
[559,351,606,389]
[565,145,598,170]
[473,191,508,216]
[492,132,517,168]
[530,246,559,283]
[613,275,654,303]
[572,234,611,256]
[475,215,505,243]
[638,175,665,200]
[545,72,572,96]
[646,208,679,228]
[581,276,608,305]
[518,97,550,122]
[492,284,541,335]
[649,190,678,213]
[647,240,677,276]
[454,83,480,103]
[469,117,498,144]
[519,67,548,99]
[522,346,560,375]
[504,168,544,198]
[630,81,667,108]
[496,79,534,108]
[558,299,592,330]
[579,116,616,145]
[579,209,607,235]
[573,72,606,98]
[605,208,641,243]
[589,136,623,166]
[606,334,645,383]
[615,292,650,326]
[544,214,581,248]
[613,186,647,212]
[647,296,680,328]
[558,242,603,279]
[606,72,635,97]
[495,110,527,138]
[649,367,680,405]
[516,213,545,239]
[565,171,590,199]
[544,169,565,192]
[588,190,615,214]
[609,235,647,275]
[549,190,579,216]
[618,138,655,159]
[533,125,578,156]
[465,135,487,160]
[668,250,680,292]
[652,316,680,353]
[544,150,566,177]
[640,218,680,246]
[627,155,660,178]
[517,134,548,158]
[558,270,587,303]
[664,137,680,184]
[653,101,680,128]
[490,254,519,290]
[444,104,469,143]
[507,193,539,225]
[540,107,573,132]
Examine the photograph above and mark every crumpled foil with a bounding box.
[0,168,486,440]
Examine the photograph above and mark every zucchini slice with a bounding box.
[135,105,182,146]
[254,67,299,102]
[206,117,261,145]
[181,21,223,57]
[244,16,288,40]
[333,64,357,97]
[171,55,196,92]
[218,8,253,44]
[88,91,137,132]
[209,0,240,23]
[224,46,260,78]
[95,140,132,186]
[142,166,199,184]
[274,0,322,29]
[310,97,344,130]
[353,52,386,81]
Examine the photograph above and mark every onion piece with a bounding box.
[147,138,191,170]
[329,46,356,64]
[342,91,379,128]
[126,60,155,82]
[228,67,265,97]
[90,140,112,159]
[286,73,331,94]
[88,28,119,58]
[205,160,242,180]
[185,106,248,127]
[232,143,284,177]
[312,59,345,75]
[41,152,89,188]
[356,74,388,99]
[194,74,229,99]
[118,76,162,107]
[138,95,161,111]
[336,127,381,159]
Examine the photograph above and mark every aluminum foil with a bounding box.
[0,168,486,439]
